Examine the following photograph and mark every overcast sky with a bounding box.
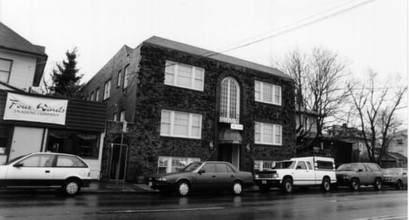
[1,0,407,82]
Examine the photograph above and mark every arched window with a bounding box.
[220,77,240,123]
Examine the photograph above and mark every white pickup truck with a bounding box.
[254,156,336,193]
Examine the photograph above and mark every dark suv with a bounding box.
[336,163,383,191]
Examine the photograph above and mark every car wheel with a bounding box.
[374,178,382,191]
[232,181,243,195]
[282,178,293,194]
[396,180,403,190]
[321,178,331,192]
[177,181,190,197]
[63,179,81,196]
[350,178,360,191]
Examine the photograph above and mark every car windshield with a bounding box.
[273,161,296,169]
[337,164,357,171]
[181,162,203,172]
[2,154,28,165]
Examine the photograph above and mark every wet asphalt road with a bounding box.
[0,188,406,220]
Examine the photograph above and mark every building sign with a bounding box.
[3,93,68,125]
[230,123,243,130]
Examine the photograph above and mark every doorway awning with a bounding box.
[219,129,242,144]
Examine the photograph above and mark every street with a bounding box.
[0,188,406,220]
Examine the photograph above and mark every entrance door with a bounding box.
[109,144,128,181]
[10,127,44,160]
[219,143,240,169]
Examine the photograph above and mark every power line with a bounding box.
[203,0,375,58]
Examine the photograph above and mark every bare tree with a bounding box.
[347,71,407,163]
[274,47,349,148]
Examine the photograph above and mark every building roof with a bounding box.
[143,36,292,80]
[0,22,48,86]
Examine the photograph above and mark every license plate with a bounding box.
[262,180,267,184]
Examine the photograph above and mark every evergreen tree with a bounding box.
[49,48,83,97]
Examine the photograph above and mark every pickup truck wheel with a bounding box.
[396,180,403,190]
[321,178,331,192]
[350,178,360,191]
[282,178,293,194]
[374,178,382,191]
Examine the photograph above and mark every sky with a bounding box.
[0,0,408,121]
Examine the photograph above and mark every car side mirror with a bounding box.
[198,170,205,174]
[296,166,302,170]
[357,169,363,172]
[403,173,407,176]
[13,163,23,168]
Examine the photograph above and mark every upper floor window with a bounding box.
[220,77,240,124]
[120,111,126,122]
[255,81,282,106]
[90,92,95,101]
[117,70,122,88]
[123,65,130,89]
[160,109,202,139]
[164,61,204,91]
[95,88,100,101]
[255,122,282,146]
[0,58,12,83]
[104,79,111,100]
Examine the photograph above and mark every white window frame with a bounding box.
[0,58,12,83]
[255,122,282,146]
[255,81,282,106]
[117,70,122,87]
[95,88,100,101]
[120,111,126,122]
[123,65,130,89]
[104,79,111,100]
[219,77,240,124]
[164,60,205,91]
[160,109,202,139]
[157,156,201,174]
[90,92,95,101]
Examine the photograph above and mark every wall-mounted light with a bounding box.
[209,141,214,151]
[245,144,251,153]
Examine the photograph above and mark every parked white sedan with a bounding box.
[0,152,91,195]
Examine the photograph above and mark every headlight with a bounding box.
[343,175,350,179]
[254,174,259,179]
[273,173,279,178]
[158,177,167,181]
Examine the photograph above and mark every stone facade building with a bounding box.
[83,36,296,182]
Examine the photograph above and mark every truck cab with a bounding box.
[254,156,336,193]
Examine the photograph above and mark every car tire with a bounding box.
[396,180,403,190]
[350,178,360,191]
[281,178,293,194]
[374,178,382,191]
[176,180,190,197]
[232,181,243,196]
[62,179,81,196]
[321,178,331,192]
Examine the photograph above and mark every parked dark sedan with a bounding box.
[336,162,383,191]
[149,161,254,196]
[383,168,407,190]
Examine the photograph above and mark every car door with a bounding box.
[6,154,55,186]
[293,161,311,185]
[195,163,217,190]
[53,155,89,183]
[215,163,234,189]
[357,164,371,184]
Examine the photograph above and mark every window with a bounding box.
[157,156,200,174]
[117,70,122,87]
[56,155,87,167]
[202,163,216,173]
[0,58,12,83]
[254,160,276,171]
[123,65,130,89]
[160,110,202,139]
[297,161,307,170]
[104,80,111,100]
[95,88,100,101]
[220,77,240,123]
[46,129,100,159]
[316,161,334,170]
[113,113,117,121]
[120,111,125,122]
[164,61,205,91]
[18,154,54,167]
[90,92,95,101]
[255,122,282,145]
[255,81,282,105]
[0,124,12,154]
